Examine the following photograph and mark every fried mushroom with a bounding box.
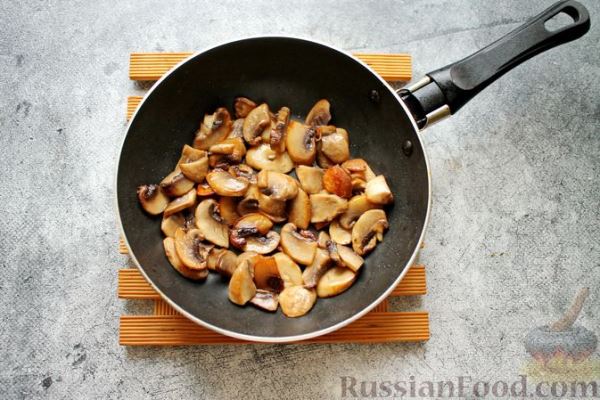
[279,286,317,318]
[351,209,389,256]
[309,193,348,224]
[280,223,318,266]
[295,165,324,194]
[243,103,270,145]
[246,143,294,173]
[206,169,249,197]
[194,199,229,248]
[163,237,208,280]
[137,184,169,215]
[193,107,233,150]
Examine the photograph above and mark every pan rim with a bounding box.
[114,35,432,343]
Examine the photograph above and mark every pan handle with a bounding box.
[398,0,590,130]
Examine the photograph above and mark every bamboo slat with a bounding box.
[120,312,429,345]
[129,52,411,81]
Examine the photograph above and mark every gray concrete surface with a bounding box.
[1,0,599,399]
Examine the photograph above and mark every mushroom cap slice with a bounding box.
[270,107,290,152]
[351,209,389,256]
[273,252,303,288]
[234,97,257,119]
[242,103,270,145]
[280,223,318,266]
[257,191,287,223]
[309,193,348,224]
[228,118,245,139]
[208,137,247,167]
[338,194,381,229]
[229,213,278,254]
[287,187,311,230]
[196,182,215,197]
[163,237,208,280]
[305,99,331,127]
[194,199,229,248]
[228,260,257,306]
[250,290,279,312]
[256,170,298,201]
[365,175,394,205]
[320,128,350,164]
[295,165,324,194]
[302,247,333,288]
[342,158,376,182]
[206,169,249,197]
[322,165,353,199]
[237,251,260,269]
[252,256,284,292]
[243,231,280,254]
[174,228,213,270]
[246,143,294,173]
[237,185,260,215]
[164,189,197,217]
[160,170,195,197]
[161,211,194,238]
[208,248,238,277]
[337,245,364,272]
[228,163,257,184]
[329,220,352,245]
[218,196,240,227]
[193,107,233,150]
[137,184,169,215]
[178,145,209,183]
[316,266,356,298]
[285,120,316,165]
[279,286,317,318]
[316,151,335,169]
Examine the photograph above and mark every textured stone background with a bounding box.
[1,0,598,399]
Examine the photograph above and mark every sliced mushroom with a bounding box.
[319,127,350,164]
[351,209,389,256]
[208,137,247,167]
[279,286,317,318]
[196,182,215,197]
[246,143,294,173]
[286,120,316,165]
[237,185,260,215]
[316,151,335,169]
[338,194,381,229]
[194,199,229,248]
[237,251,259,269]
[242,103,270,145]
[193,107,233,150]
[228,118,245,139]
[309,193,348,224]
[244,231,280,254]
[252,256,284,292]
[250,290,279,312]
[209,248,238,277]
[270,107,290,152]
[316,266,356,298]
[218,196,240,226]
[317,230,332,249]
[365,175,394,205]
[322,165,353,199]
[337,244,364,272]
[161,211,194,237]
[174,228,212,270]
[287,187,311,229]
[305,99,331,127]
[160,170,195,197]
[295,165,324,194]
[234,97,257,118]
[342,158,376,182]
[256,170,298,201]
[229,213,279,254]
[228,164,257,184]
[302,248,333,288]
[164,189,197,217]
[163,237,208,280]
[280,223,318,266]
[329,220,351,245]
[273,252,303,288]
[206,169,249,197]
[178,145,209,183]
[228,259,256,305]
[137,184,169,215]
[207,247,225,271]
[257,191,287,223]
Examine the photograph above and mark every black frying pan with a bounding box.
[117,1,590,342]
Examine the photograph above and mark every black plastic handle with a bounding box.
[400,0,590,129]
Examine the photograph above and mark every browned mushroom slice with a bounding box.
[228,118,245,139]
[228,164,257,184]
[137,184,169,215]
[280,223,318,266]
[160,170,195,197]
[295,165,324,194]
[193,107,233,150]
[285,120,316,165]
[256,170,298,201]
[273,252,303,288]
[338,194,381,229]
[244,231,280,254]
[250,290,279,312]
[242,103,270,145]
[351,178,367,194]
[206,169,249,197]
[194,199,229,248]
[317,230,331,249]
[302,248,333,288]
[196,182,215,197]
[305,99,331,127]
[252,256,284,292]
[237,251,260,269]
[316,266,356,298]
[163,237,208,280]
[279,286,317,317]
[174,228,212,270]
[257,191,287,223]
[322,165,353,199]
[352,209,389,255]
[336,244,364,272]
[164,189,197,217]
[161,211,194,237]
[207,247,225,271]
[319,128,350,165]
[178,145,209,183]
[329,220,352,245]
[365,175,394,204]
[309,193,348,224]
[287,187,311,229]
[316,151,335,169]
[237,185,260,215]
[207,248,238,277]
[246,143,294,173]
[234,97,257,118]
[228,259,256,305]
[208,137,247,167]
[218,196,240,226]
[342,158,376,182]
[229,213,278,254]
[270,106,290,152]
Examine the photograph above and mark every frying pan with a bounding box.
[117,1,590,342]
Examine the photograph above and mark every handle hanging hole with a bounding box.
[545,11,575,31]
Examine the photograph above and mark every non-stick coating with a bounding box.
[117,37,429,341]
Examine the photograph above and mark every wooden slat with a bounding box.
[126,96,141,121]
[154,300,179,316]
[129,52,411,82]
[120,312,429,345]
